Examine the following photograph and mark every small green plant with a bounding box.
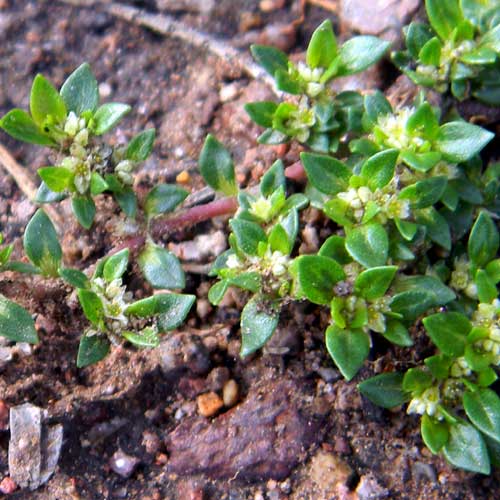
[0,64,196,365]
[245,20,390,153]
[0,63,155,228]
[393,0,500,103]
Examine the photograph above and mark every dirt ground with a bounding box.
[0,1,499,499]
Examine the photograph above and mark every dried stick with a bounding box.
[0,143,64,230]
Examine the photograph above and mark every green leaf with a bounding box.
[30,74,67,126]
[269,224,291,254]
[421,414,450,454]
[58,268,89,289]
[436,122,494,162]
[103,249,129,281]
[198,134,237,196]
[337,36,390,76]
[240,298,279,357]
[416,207,452,250]
[145,184,188,217]
[0,294,38,343]
[23,209,61,277]
[425,0,464,40]
[382,319,413,347]
[250,44,289,76]
[228,272,262,293]
[208,280,229,305]
[399,176,448,208]
[307,19,337,69]
[394,275,455,305]
[35,182,67,203]
[77,289,105,327]
[122,327,159,348]
[354,266,398,300]
[395,218,418,240]
[60,62,99,115]
[463,389,500,444]
[400,151,441,172]
[325,326,370,380]
[0,109,56,146]
[418,37,442,66]
[405,22,435,58]
[230,219,267,256]
[260,160,285,197]
[301,153,350,195]
[126,128,155,161]
[423,312,471,357]
[113,187,137,218]
[425,354,453,380]
[475,269,497,303]
[403,367,433,392]
[38,166,72,192]
[138,243,185,289]
[364,91,392,124]
[245,101,278,128]
[468,212,499,269]
[90,172,108,195]
[77,334,110,368]
[390,290,435,321]
[72,196,96,229]
[345,223,389,268]
[126,293,195,327]
[295,255,345,305]
[361,149,398,190]
[406,102,440,139]
[443,422,490,474]
[92,103,131,135]
[318,235,351,265]
[358,372,407,408]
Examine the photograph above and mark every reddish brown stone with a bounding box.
[165,378,323,481]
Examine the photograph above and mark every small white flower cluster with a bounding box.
[296,62,325,98]
[284,97,316,143]
[227,248,290,280]
[91,277,133,334]
[114,159,136,186]
[367,296,391,333]
[407,386,441,418]
[249,197,274,222]
[449,257,477,299]
[375,107,427,151]
[472,299,500,365]
[450,356,472,378]
[416,39,476,93]
[337,185,410,224]
[60,112,113,195]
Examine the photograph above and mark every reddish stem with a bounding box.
[284,161,306,182]
[151,197,238,239]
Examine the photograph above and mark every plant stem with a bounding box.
[150,197,238,239]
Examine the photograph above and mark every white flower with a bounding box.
[226,254,243,270]
[64,112,79,136]
[270,251,289,277]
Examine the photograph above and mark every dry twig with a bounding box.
[0,143,64,230]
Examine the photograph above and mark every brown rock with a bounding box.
[0,399,8,430]
[206,367,230,392]
[197,392,224,417]
[166,378,323,480]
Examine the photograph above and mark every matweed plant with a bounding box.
[0,13,498,475]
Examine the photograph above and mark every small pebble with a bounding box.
[223,379,239,407]
[0,477,17,494]
[99,82,112,98]
[142,430,161,455]
[207,367,230,392]
[109,450,140,478]
[176,170,191,183]
[219,83,240,103]
[197,392,224,417]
